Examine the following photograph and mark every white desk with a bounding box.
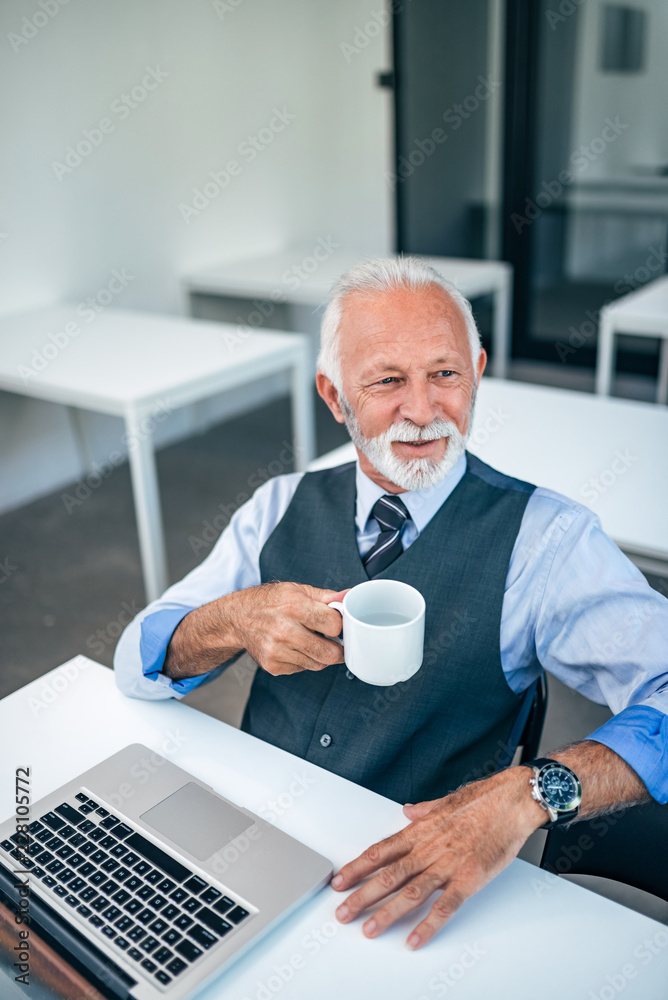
[0,306,314,602]
[309,377,668,566]
[596,275,668,405]
[1,658,666,999]
[181,248,513,379]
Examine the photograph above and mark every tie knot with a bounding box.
[370,494,410,532]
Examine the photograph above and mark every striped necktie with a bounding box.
[362,494,411,578]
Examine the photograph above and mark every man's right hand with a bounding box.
[162,582,348,681]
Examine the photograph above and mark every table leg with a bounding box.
[492,274,511,379]
[290,343,316,472]
[66,406,94,476]
[595,313,615,396]
[657,337,668,406]
[124,410,168,603]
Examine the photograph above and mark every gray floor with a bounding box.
[1,364,666,927]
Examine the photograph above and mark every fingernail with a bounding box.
[364,919,377,936]
[336,904,349,920]
[406,933,420,950]
[331,874,343,888]
[404,803,414,808]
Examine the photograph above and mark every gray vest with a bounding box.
[240,452,536,804]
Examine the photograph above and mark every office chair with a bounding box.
[540,798,668,903]
[495,673,549,770]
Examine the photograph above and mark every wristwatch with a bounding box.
[523,757,582,829]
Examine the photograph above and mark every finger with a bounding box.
[297,628,345,664]
[331,832,410,892]
[335,854,426,923]
[402,799,442,820]
[404,883,470,951]
[299,585,349,605]
[356,869,449,940]
[302,600,346,637]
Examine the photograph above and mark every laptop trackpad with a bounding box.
[140,782,253,861]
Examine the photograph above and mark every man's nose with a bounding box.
[397,381,440,427]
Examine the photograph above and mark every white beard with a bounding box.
[339,393,473,492]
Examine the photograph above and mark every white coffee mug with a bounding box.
[328,579,425,686]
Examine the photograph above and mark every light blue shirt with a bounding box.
[113,453,668,803]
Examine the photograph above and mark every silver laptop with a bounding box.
[0,744,333,999]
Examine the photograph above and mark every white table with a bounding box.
[0,306,314,602]
[181,248,513,379]
[1,657,666,999]
[596,275,668,404]
[309,377,668,567]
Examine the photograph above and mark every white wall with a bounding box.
[0,0,393,513]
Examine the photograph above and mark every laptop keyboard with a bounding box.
[1,792,252,990]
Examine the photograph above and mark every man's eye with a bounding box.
[437,370,454,377]
[378,377,396,385]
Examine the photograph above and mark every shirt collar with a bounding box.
[355,452,468,535]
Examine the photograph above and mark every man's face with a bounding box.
[317,284,487,493]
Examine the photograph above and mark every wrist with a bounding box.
[508,765,553,834]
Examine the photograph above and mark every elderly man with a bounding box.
[114,257,668,952]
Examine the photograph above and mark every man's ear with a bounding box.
[316,371,346,425]
[476,347,487,384]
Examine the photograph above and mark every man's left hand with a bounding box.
[331,766,547,950]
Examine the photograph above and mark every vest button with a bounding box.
[345,669,355,680]
[319,733,332,748]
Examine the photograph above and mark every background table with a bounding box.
[596,275,668,404]
[181,248,513,379]
[310,377,668,572]
[0,306,314,602]
[1,657,666,999]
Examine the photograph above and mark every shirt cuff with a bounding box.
[139,608,217,697]
[586,705,668,804]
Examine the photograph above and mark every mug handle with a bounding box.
[327,601,345,646]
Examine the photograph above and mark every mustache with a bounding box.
[380,419,459,443]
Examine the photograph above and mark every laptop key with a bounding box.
[227,905,249,924]
[43,876,57,888]
[36,829,53,844]
[75,793,88,803]
[182,898,201,914]
[69,833,86,848]
[213,895,235,914]
[68,878,86,893]
[100,816,119,829]
[128,926,146,943]
[78,804,94,815]
[111,844,127,859]
[200,886,221,904]
[29,820,44,833]
[113,889,131,905]
[162,904,180,922]
[123,899,143,915]
[101,880,119,896]
[55,804,85,827]
[103,906,122,922]
[157,878,176,894]
[56,846,74,860]
[155,970,171,985]
[141,959,157,973]
[102,926,116,940]
[145,870,163,885]
[79,842,96,856]
[32,867,46,879]
[174,915,193,931]
[115,937,129,951]
[91,896,111,913]
[56,868,76,882]
[153,946,172,964]
[36,851,54,865]
[162,929,181,946]
[149,918,168,936]
[65,894,79,907]
[198,907,232,937]
[169,887,188,904]
[41,812,65,832]
[100,836,118,851]
[124,832,191,884]
[69,854,85,868]
[184,876,208,895]
[123,852,140,867]
[137,886,154,901]
[140,936,159,954]
[115,915,133,932]
[125,876,144,892]
[166,957,187,976]
[149,895,167,911]
[78,821,95,835]
[95,807,109,817]
[91,850,108,864]
[80,887,98,902]
[188,925,217,950]
[59,826,76,840]
[90,872,106,886]
[54,885,68,898]
[114,867,132,881]
[46,837,64,851]
[101,859,119,874]
[89,829,106,843]
[77,905,92,917]
[137,908,155,925]
[175,939,202,963]
[89,916,104,929]
[78,862,95,878]
[128,947,143,962]
[133,860,151,876]
[114,823,133,839]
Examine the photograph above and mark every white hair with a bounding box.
[317,256,482,392]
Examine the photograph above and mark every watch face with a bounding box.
[538,765,582,812]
